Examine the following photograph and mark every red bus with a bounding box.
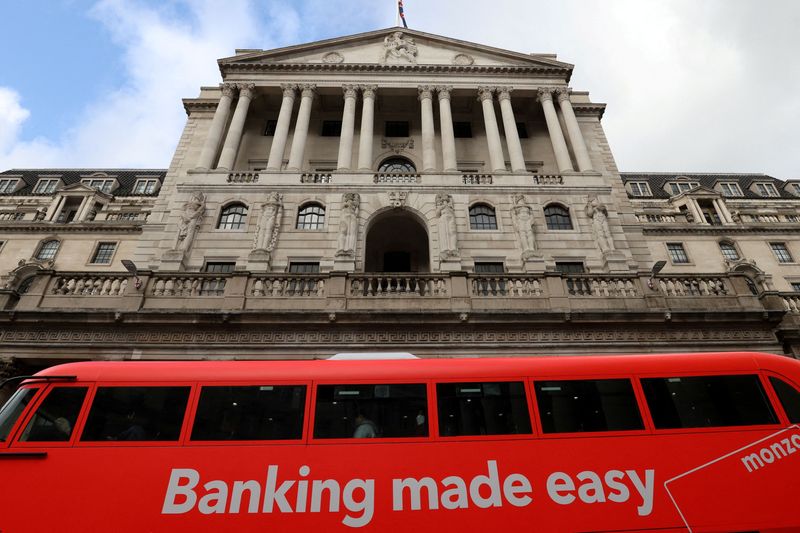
[1,352,799,532]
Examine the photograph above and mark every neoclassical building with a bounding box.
[1,28,799,387]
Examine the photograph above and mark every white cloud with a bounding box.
[0,88,31,153]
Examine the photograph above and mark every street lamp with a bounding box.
[647,260,667,290]
[121,260,142,290]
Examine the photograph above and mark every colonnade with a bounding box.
[197,82,593,174]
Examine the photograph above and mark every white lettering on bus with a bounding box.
[546,469,655,517]
[741,434,800,473]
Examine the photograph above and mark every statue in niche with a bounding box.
[172,191,206,253]
[253,192,283,251]
[336,193,360,257]
[585,196,615,253]
[511,194,539,259]
[381,31,418,64]
[435,193,460,259]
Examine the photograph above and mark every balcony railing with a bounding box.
[462,174,493,185]
[532,174,563,185]
[227,172,259,183]
[300,173,332,184]
[373,173,421,184]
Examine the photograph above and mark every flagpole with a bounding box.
[395,0,400,27]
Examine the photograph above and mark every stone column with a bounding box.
[538,88,574,173]
[266,84,297,171]
[687,200,704,224]
[497,87,526,173]
[287,84,316,171]
[478,87,506,172]
[45,195,66,221]
[437,86,458,172]
[357,85,377,170]
[419,86,437,171]
[196,84,236,169]
[77,197,96,222]
[556,88,592,172]
[217,83,255,171]
[713,198,734,224]
[337,85,358,170]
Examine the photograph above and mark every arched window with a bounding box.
[36,240,60,261]
[544,205,573,230]
[297,203,325,230]
[719,241,740,261]
[217,203,248,230]
[378,157,416,173]
[469,204,498,230]
[17,276,35,295]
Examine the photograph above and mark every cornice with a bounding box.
[183,98,219,116]
[0,222,145,233]
[572,103,606,119]
[642,225,800,235]
[220,62,571,77]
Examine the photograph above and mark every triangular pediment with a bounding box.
[221,28,572,71]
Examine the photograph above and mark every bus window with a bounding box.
[641,375,778,429]
[19,387,88,442]
[313,384,427,439]
[81,387,190,442]
[769,377,800,423]
[191,385,306,441]
[535,379,644,434]
[436,382,531,437]
[0,388,39,442]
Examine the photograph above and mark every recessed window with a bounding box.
[516,122,529,139]
[321,120,342,137]
[203,262,235,274]
[132,179,159,195]
[36,240,60,261]
[756,182,780,197]
[34,179,60,194]
[770,242,794,263]
[81,179,115,193]
[385,121,410,137]
[469,204,498,230]
[474,262,504,273]
[720,183,743,197]
[453,121,472,138]
[792,184,800,196]
[668,182,699,196]
[544,205,573,230]
[437,381,532,437]
[555,262,586,274]
[297,203,325,230]
[629,182,652,197]
[201,262,233,295]
[90,242,117,264]
[718,242,740,261]
[0,178,19,194]
[217,203,248,230]
[264,119,278,136]
[378,157,416,173]
[667,242,689,264]
[535,379,644,433]
[289,262,320,273]
[791,282,800,293]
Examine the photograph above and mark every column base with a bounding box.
[602,250,629,273]
[247,249,272,272]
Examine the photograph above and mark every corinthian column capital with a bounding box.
[280,84,297,98]
[221,83,237,98]
[360,85,378,99]
[497,86,514,102]
[343,84,358,99]
[299,84,317,98]
[237,83,256,99]
[418,85,434,100]
[537,87,555,103]
[555,87,571,103]
[477,86,495,102]
[436,85,453,100]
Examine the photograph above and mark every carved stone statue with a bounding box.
[172,191,206,252]
[336,193,360,257]
[381,31,418,64]
[435,193,459,259]
[253,192,283,251]
[511,194,539,259]
[586,196,614,253]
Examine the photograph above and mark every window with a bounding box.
[473,262,505,295]
[378,157,416,173]
[769,377,800,424]
[535,379,643,434]
[89,242,117,264]
[791,282,800,293]
[668,182,699,195]
[36,240,60,261]
[719,242,740,261]
[516,122,529,139]
[17,276,35,295]
[453,121,472,138]
[82,179,115,193]
[555,262,586,274]
[289,262,320,273]
[641,375,777,429]
[474,262,504,274]
[34,179,59,194]
[132,179,158,195]
[0,178,19,194]
[720,183,743,197]
[19,387,88,442]
[264,119,278,136]
[313,384,428,439]
[191,385,307,441]
[629,182,652,197]
[437,381,531,437]
[469,204,498,230]
[792,184,800,196]
[297,203,325,230]
[0,388,39,442]
[544,205,573,230]
[204,262,235,274]
[321,120,342,137]
[201,262,234,295]
[385,121,410,137]
[756,182,780,197]
[81,386,190,441]
[770,242,794,263]
[667,242,689,264]
[217,203,248,230]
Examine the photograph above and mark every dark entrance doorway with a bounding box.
[364,212,429,273]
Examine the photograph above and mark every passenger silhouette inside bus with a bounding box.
[353,413,378,438]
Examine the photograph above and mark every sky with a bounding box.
[0,0,798,178]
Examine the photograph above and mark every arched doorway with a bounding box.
[365,211,429,272]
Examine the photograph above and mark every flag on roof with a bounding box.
[398,0,408,28]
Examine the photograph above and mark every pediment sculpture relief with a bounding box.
[381,32,418,64]
[322,52,344,64]
[452,53,475,66]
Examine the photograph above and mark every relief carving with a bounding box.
[336,193,360,258]
[511,194,540,259]
[381,138,414,154]
[586,196,615,253]
[389,191,408,208]
[435,193,460,259]
[322,52,344,64]
[171,191,205,253]
[381,32,418,64]
[253,192,283,252]
[452,53,475,66]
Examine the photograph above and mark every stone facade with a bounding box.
[0,28,798,377]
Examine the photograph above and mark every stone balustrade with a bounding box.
[0,212,24,221]
[150,274,227,297]
[565,276,638,297]
[300,173,332,184]
[349,274,449,297]
[227,172,259,183]
[782,293,800,314]
[51,275,129,296]
[532,174,563,185]
[373,173,421,184]
[471,275,544,297]
[462,174,493,185]
[105,212,149,222]
[656,276,728,296]
[250,275,325,297]
[636,213,678,223]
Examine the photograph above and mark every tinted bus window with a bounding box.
[535,379,644,434]
[81,387,190,442]
[437,382,531,437]
[770,377,800,423]
[191,385,306,441]
[0,388,39,442]
[20,387,88,442]
[314,384,427,439]
[642,375,778,429]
